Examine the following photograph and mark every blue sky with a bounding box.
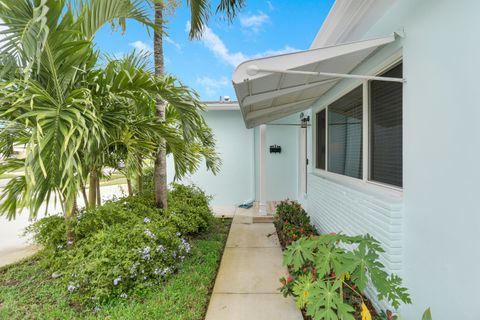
[94,0,334,101]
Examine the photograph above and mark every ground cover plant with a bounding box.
[0,184,230,319]
[274,201,415,320]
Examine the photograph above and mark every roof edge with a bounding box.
[311,0,397,48]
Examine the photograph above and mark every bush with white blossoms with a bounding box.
[26,184,211,303]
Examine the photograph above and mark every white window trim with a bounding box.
[312,52,403,200]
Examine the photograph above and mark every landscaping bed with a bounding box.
[273,200,411,320]
[0,185,231,320]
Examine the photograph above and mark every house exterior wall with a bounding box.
[167,110,255,213]
[254,113,300,203]
[305,0,480,318]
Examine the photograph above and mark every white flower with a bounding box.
[120,293,128,299]
[176,232,181,236]
[156,245,166,253]
[67,284,77,292]
[179,238,191,253]
[143,217,151,223]
[139,246,151,260]
[113,276,121,286]
[144,229,156,239]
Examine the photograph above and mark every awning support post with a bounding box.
[246,65,405,83]
[258,124,267,216]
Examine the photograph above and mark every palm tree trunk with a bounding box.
[154,2,168,209]
[137,155,143,193]
[80,183,89,208]
[96,177,101,206]
[127,178,133,196]
[65,197,78,246]
[88,168,97,209]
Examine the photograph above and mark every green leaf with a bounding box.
[422,308,432,320]
[283,237,315,270]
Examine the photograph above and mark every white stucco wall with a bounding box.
[254,113,300,202]
[305,0,480,318]
[167,110,255,212]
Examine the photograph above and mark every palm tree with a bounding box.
[0,0,220,242]
[152,0,245,208]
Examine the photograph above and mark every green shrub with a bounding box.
[26,183,212,303]
[274,200,317,246]
[25,215,67,250]
[275,200,311,226]
[168,183,213,235]
[63,217,185,302]
[280,234,411,320]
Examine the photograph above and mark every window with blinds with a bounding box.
[327,86,363,179]
[315,110,326,170]
[369,63,403,187]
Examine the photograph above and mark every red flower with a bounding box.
[330,272,336,278]
[287,276,294,283]
[312,268,317,274]
[284,220,289,225]
[352,284,357,290]
[387,310,395,320]
[303,267,308,273]
[300,229,304,233]
[292,234,297,239]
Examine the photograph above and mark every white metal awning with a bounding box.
[232,34,402,128]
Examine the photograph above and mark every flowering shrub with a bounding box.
[281,221,317,246]
[280,234,411,320]
[26,183,212,303]
[274,200,317,246]
[168,183,213,235]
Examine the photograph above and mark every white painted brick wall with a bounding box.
[305,173,404,310]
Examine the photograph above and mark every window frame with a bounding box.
[313,53,403,197]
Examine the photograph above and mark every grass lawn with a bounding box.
[0,218,231,320]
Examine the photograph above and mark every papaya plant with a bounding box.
[281,233,412,320]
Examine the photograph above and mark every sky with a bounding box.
[94,0,334,101]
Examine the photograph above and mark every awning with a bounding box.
[232,34,402,128]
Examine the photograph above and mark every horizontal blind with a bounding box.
[370,63,403,187]
[328,86,363,179]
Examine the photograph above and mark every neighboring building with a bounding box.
[230,0,480,318]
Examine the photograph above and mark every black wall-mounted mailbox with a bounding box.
[270,145,282,154]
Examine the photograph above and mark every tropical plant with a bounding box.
[149,0,245,209]
[281,234,411,320]
[0,0,220,241]
[274,200,317,246]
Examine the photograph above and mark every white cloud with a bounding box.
[196,76,229,97]
[187,22,246,67]
[129,40,153,53]
[240,12,269,31]
[165,37,182,52]
[187,22,299,67]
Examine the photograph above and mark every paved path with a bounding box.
[0,184,128,267]
[205,208,302,320]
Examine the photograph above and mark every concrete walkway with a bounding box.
[205,207,302,320]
